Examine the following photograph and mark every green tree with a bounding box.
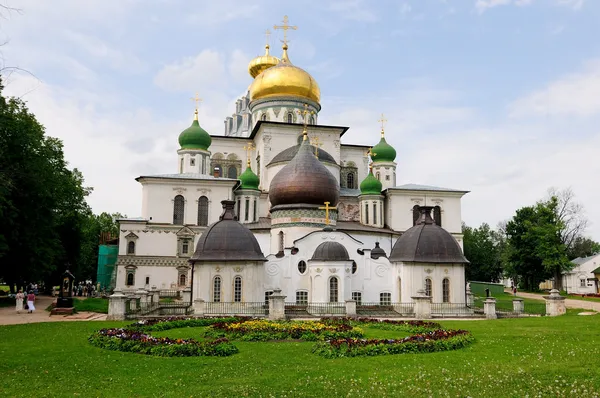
[462,222,504,282]
[567,236,600,259]
[504,197,570,291]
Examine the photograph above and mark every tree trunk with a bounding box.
[553,266,563,291]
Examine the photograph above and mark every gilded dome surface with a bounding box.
[389,207,468,264]
[249,45,320,103]
[269,136,339,207]
[248,44,280,78]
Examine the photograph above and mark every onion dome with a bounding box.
[248,44,280,78]
[190,201,267,262]
[360,167,382,195]
[371,136,396,163]
[269,134,339,207]
[371,242,387,259]
[389,207,468,263]
[249,44,320,104]
[178,110,211,150]
[311,241,350,261]
[238,162,260,190]
[268,142,336,166]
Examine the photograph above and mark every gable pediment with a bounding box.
[176,226,196,237]
[125,232,139,240]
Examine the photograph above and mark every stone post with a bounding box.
[411,289,432,319]
[150,286,159,304]
[107,288,127,321]
[483,297,497,319]
[135,288,149,307]
[345,300,357,316]
[466,285,474,307]
[128,294,137,311]
[512,299,524,314]
[544,289,566,316]
[182,287,192,303]
[268,288,286,321]
[194,299,205,316]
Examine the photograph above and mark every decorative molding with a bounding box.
[234,266,242,273]
[266,263,279,276]
[173,187,187,195]
[273,107,281,118]
[375,265,387,277]
[329,268,338,273]
[116,256,189,267]
[444,268,449,274]
[425,268,433,274]
[125,232,139,240]
[316,268,322,273]
[333,139,340,148]
[345,268,350,273]
[215,266,221,272]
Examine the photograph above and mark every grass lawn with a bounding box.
[1,313,600,397]
[73,298,109,313]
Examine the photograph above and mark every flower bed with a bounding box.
[312,329,474,358]
[88,317,242,357]
[205,319,364,341]
[322,317,443,333]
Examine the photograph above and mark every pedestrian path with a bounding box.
[0,295,107,325]
[512,290,600,312]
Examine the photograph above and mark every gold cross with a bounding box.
[264,29,271,46]
[319,201,337,225]
[296,103,315,138]
[243,142,256,166]
[309,135,322,157]
[190,93,202,119]
[366,147,377,158]
[274,15,297,45]
[378,113,387,136]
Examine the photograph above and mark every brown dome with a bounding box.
[189,201,267,262]
[389,207,468,264]
[269,136,339,207]
[311,242,350,261]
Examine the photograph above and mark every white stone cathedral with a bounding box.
[114,26,470,306]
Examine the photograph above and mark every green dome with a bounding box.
[360,170,382,195]
[239,165,260,190]
[371,136,396,163]
[178,115,211,150]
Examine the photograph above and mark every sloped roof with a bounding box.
[136,173,238,181]
[388,184,469,193]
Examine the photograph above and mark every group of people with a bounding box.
[74,282,97,297]
[15,290,36,314]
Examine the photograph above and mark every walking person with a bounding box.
[15,290,24,314]
[26,291,36,314]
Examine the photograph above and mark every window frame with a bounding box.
[425,278,432,297]
[233,276,242,303]
[329,277,339,303]
[442,278,450,303]
[351,291,362,305]
[213,276,222,303]
[380,292,391,305]
[296,290,308,305]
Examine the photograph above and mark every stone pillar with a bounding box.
[345,300,357,316]
[466,285,474,307]
[135,288,149,307]
[484,297,497,319]
[107,288,127,321]
[411,289,432,319]
[544,289,566,316]
[512,299,524,314]
[150,286,159,304]
[128,294,137,311]
[268,288,286,321]
[182,287,192,303]
[194,299,205,317]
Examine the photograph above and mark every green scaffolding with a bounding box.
[96,244,118,291]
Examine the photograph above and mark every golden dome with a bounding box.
[248,44,280,78]
[249,44,320,104]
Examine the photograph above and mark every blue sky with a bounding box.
[1,0,599,240]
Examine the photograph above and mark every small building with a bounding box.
[561,254,600,294]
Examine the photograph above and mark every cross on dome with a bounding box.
[243,142,256,166]
[190,92,202,120]
[378,113,387,136]
[273,15,297,46]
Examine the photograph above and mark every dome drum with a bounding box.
[270,206,338,228]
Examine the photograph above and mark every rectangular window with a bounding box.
[145,277,150,285]
[380,292,391,305]
[201,155,206,174]
[264,291,273,306]
[234,277,242,302]
[385,175,390,181]
[245,198,250,221]
[237,200,241,218]
[190,158,196,166]
[373,202,377,225]
[213,277,221,303]
[581,279,586,287]
[296,291,308,305]
[182,241,189,254]
[253,199,257,222]
[329,277,339,303]
[365,203,369,224]
[352,291,362,305]
[180,158,184,173]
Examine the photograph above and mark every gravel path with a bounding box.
[512,290,600,312]
[0,295,107,325]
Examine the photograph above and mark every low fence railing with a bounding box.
[431,303,475,317]
[125,298,192,319]
[159,289,181,298]
[204,302,268,316]
[285,302,346,317]
[356,303,415,317]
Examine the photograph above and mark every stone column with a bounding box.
[268,288,286,321]
[466,285,474,307]
[512,299,524,314]
[345,300,357,316]
[135,288,149,307]
[194,299,205,317]
[150,286,159,304]
[544,289,566,316]
[182,287,192,303]
[483,297,497,319]
[411,289,432,319]
[107,288,127,321]
[128,294,137,311]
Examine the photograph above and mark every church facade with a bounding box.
[114,25,470,306]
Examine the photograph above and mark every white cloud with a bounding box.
[557,0,585,10]
[475,0,532,13]
[228,50,251,83]
[153,50,226,92]
[329,0,378,22]
[508,59,600,118]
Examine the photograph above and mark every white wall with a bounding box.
[340,145,370,187]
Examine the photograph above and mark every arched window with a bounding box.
[214,165,222,177]
[228,166,237,179]
[213,276,222,302]
[425,278,432,297]
[434,206,442,228]
[173,195,185,224]
[126,273,134,286]
[278,231,284,253]
[260,113,267,121]
[179,274,187,287]
[287,113,293,123]
[233,276,242,302]
[298,260,307,274]
[197,196,209,226]
[442,278,450,303]
[412,205,421,226]
[127,241,135,255]
[352,261,357,274]
[346,173,355,189]
[329,277,339,303]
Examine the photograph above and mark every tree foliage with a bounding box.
[567,236,600,259]
[462,222,505,282]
